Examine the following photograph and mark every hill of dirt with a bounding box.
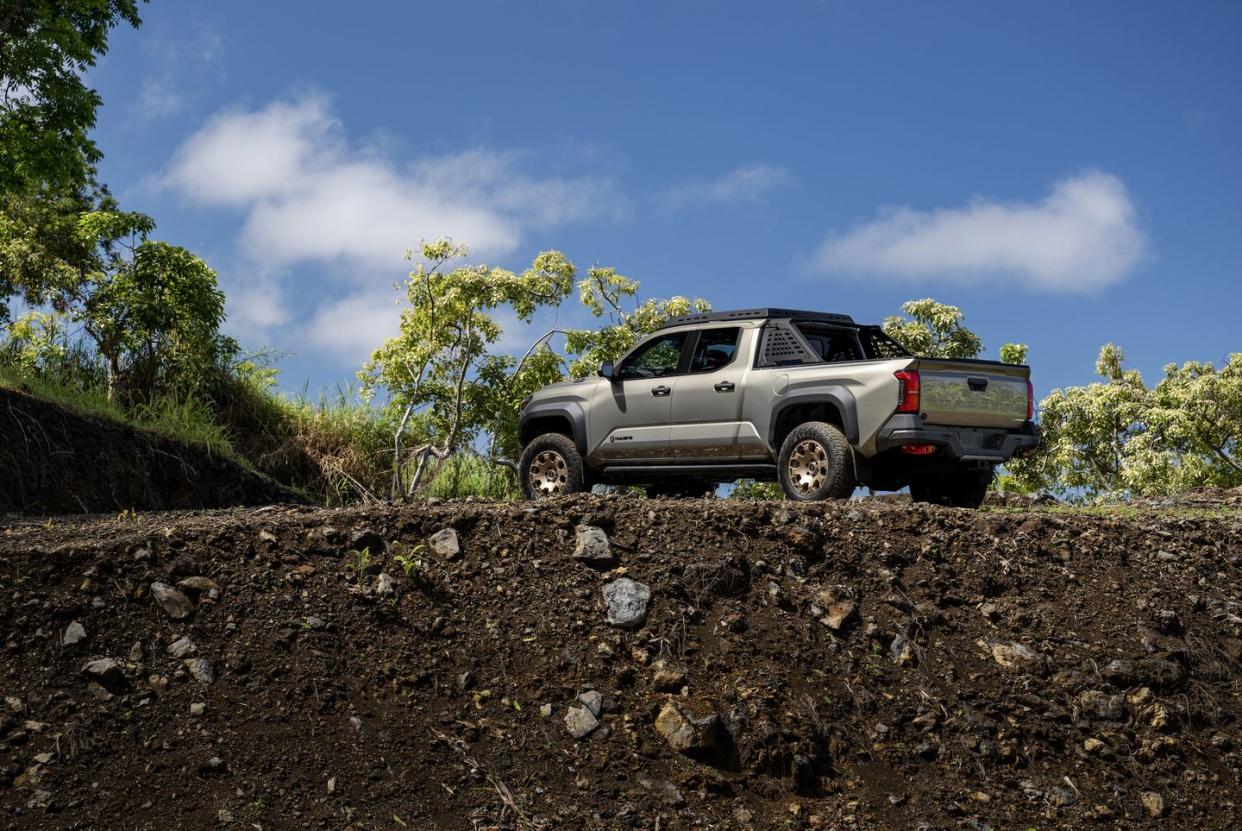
[2,495,1241,829]
[0,387,297,515]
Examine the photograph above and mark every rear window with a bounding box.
[857,327,911,359]
[794,323,863,363]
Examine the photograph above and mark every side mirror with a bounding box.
[598,361,615,380]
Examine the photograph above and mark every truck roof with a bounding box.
[657,308,856,330]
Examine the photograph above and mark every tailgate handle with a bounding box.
[967,376,989,392]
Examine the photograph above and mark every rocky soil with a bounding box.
[2,495,1241,829]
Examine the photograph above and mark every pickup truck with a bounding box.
[516,308,1037,508]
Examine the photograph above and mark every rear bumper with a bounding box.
[875,415,1038,463]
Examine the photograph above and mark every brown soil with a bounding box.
[2,495,1241,829]
[0,388,297,515]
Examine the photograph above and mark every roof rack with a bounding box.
[657,308,856,330]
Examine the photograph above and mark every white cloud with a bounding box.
[134,77,184,119]
[659,163,793,210]
[162,92,620,271]
[808,171,1146,292]
[130,22,223,121]
[304,288,403,365]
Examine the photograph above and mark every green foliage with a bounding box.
[882,299,984,359]
[0,0,143,195]
[729,479,785,500]
[999,342,1029,365]
[73,210,230,400]
[392,545,425,576]
[423,453,518,500]
[0,188,101,322]
[345,547,372,579]
[563,266,710,377]
[1009,345,1242,498]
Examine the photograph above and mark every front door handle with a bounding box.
[713,381,735,392]
[651,385,671,397]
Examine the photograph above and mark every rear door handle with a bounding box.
[713,381,735,392]
[651,385,671,397]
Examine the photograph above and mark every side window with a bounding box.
[795,324,863,363]
[689,327,740,373]
[618,333,687,379]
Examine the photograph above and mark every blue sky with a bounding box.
[88,1,1242,398]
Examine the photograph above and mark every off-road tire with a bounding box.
[777,421,857,501]
[909,469,993,509]
[645,479,715,499]
[518,433,586,500]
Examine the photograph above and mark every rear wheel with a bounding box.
[777,421,857,501]
[518,433,586,500]
[909,469,993,509]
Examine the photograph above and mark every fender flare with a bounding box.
[518,400,588,457]
[769,387,860,447]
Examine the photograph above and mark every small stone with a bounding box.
[637,775,684,806]
[427,528,461,560]
[823,600,856,631]
[1083,737,1106,753]
[374,573,396,598]
[349,716,363,733]
[82,658,124,686]
[303,616,326,630]
[890,634,915,665]
[540,703,553,718]
[62,621,87,646]
[349,527,384,554]
[184,658,215,684]
[1049,787,1077,808]
[573,525,616,567]
[654,702,723,753]
[151,582,194,619]
[128,641,143,662]
[1076,690,1125,721]
[5,695,25,713]
[176,576,219,593]
[578,689,603,717]
[167,637,196,658]
[327,776,336,794]
[190,702,207,717]
[564,705,599,739]
[652,661,687,692]
[987,641,1043,673]
[602,578,651,629]
[1140,791,1165,818]
[148,674,169,696]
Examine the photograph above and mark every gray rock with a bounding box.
[602,578,651,629]
[82,658,124,686]
[578,689,603,717]
[374,573,396,598]
[151,582,194,619]
[184,658,215,684]
[891,634,915,665]
[167,637,196,658]
[573,525,616,567]
[637,774,684,806]
[654,702,724,753]
[190,702,207,717]
[987,641,1043,673]
[128,641,144,662]
[62,621,87,646]
[176,576,219,593]
[823,600,856,631]
[427,528,461,560]
[349,716,363,733]
[5,695,24,713]
[564,705,599,739]
[1076,690,1125,721]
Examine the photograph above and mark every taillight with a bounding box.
[895,370,920,414]
[1026,379,1034,421]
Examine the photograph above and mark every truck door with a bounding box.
[589,331,690,463]
[667,326,744,459]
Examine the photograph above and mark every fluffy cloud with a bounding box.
[658,163,792,210]
[162,93,619,269]
[808,171,1146,292]
[161,92,624,363]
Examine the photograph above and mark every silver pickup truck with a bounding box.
[516,308,1037,508]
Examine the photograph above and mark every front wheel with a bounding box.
[909,469,993,509]
[777,422,857,501]
[518,433,586,499]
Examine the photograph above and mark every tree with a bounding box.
[882,298,1027,363]
[563,266,709,377]
[73,210,229,401]
[360,240,576,498]
[1007,345,1242,499]
[1,1,143,196]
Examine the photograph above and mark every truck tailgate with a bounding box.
[915,358,1030,429]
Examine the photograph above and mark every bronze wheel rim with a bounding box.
[788,439,829,495]
[528,449,568,497]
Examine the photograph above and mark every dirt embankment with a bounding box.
[0,387,297,515]
[1,496,1241,829]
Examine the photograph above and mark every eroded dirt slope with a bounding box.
[1,496,1241,829]
[0,387,296,515]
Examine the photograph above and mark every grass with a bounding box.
[423,452,518,500]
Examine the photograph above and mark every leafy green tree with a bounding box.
[73,210,229,401]
[0,188,103,323]
[360,240,576,498]
[563,266,709,377]
[1,1,143,195]
[882,298,1027,363]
